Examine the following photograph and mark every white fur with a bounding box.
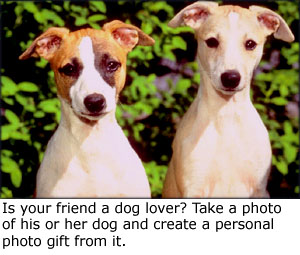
[228,12,239,27]
[37,99,150,197]
[70,36,116,120]
[163,4,276,198]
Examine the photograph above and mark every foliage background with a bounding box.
[0,1,299,198]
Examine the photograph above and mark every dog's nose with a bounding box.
[221,70,241,89]
[84,93,106,114]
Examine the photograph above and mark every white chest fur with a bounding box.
[165,90,272,198]
[36,102,150,198]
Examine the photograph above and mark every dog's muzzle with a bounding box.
[221,70,241,90]
[84,93,107,116]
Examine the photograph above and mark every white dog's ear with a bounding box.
[19,27,69,61]
[168,1,218,29]
[250,5,294,42]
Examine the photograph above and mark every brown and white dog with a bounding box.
[20,20,154,197]
[162,2,294,197]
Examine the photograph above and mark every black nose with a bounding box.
[221,70,241,89]
[84,93,106,114]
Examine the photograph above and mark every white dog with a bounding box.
[163,2,294,197]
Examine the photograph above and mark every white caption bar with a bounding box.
[0,199,299,254]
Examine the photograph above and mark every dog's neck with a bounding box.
[59,99,117,143]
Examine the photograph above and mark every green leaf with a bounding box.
[5,109,20,125]
[34,111,45,118]
[172,26,194,34]
[88,22,101,30]
[15,94,36,112]
[18,81,39,92]
[164,51,176,61]
[175,79,191,94]
[283,143,297,164]
[11,130,30,141]
[283,121,293,135]
[11,169,22,188]
[1,156,20,174]
[23,2,39,13]
[254,103,266,111]
[44,123,57,131]
[70,4,84,13]
[1,76,18,96]
[255,72,273,82]
[52,4,63,13]
[193,73,201,84]
[75,17,87,26]
[88,14,106,23]
[90,1,106,13]
[279,84,289,97]
[146,1,173,16]
[40,9,65,26]
[38,99,60,113]
[142,22,153,35]
[63,1,70,11]
[14,5,23,17]
[1,187,13,198]
[172,36,187,50]
[271,97,288,106]
[276,158,289,175]
[1,125,19,141]
[3,98,14,105]
[163,44,176,61]
[35,58,48,68]
[134,101,153,115]
[33,12,45,24]
[2,150,13,157]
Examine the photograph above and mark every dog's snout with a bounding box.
[84,93,106,114]
[221,70,241,89]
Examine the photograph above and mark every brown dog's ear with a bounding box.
[19,27,69,61]
[250,6,294,42]
[103,20,155,52]
[168,1,218,29]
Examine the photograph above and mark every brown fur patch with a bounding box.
[49,29,128,102]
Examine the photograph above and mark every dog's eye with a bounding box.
[205,37,219,48]
[106,61,120,72]
[59,63,77,76]
[245,40,257,50]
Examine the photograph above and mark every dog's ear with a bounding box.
[250,6,294,42]
[19,27,69,61]
[103,20,155,52]
[168,1,218,29]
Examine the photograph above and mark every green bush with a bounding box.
[1,1,298,198]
